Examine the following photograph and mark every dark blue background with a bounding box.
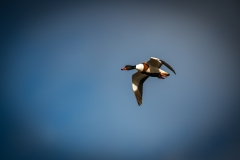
[1,1,240,159]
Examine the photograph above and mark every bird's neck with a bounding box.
[130,65,136,69]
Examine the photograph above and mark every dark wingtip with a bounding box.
[161,60,176,75]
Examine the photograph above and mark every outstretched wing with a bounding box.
[161,60,176,74]
[146,57,162,68]
[147,57,176,74]
[132,72,149,106]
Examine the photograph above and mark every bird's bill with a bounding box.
[121,67,127,70]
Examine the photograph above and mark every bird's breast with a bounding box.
[136,64,144,71]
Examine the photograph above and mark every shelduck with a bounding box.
[121,57,176,106]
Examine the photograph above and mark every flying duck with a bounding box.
[121,57,176,106]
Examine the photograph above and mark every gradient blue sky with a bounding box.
[1,1,240,159]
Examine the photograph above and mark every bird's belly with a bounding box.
[141,66,160,77]
[142,72,160,77]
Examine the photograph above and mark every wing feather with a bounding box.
[146,57,162,68]
[147,57,176,74]
[161,60,176,74]
[132,72,149,106]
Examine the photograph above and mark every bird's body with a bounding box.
[121,57,176,106]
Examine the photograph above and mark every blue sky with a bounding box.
[1,1,240,159]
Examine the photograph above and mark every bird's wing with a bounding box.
[161,60,176,74]
[146,57,162,68]
[147,57,176,74]
[132,72,149,106]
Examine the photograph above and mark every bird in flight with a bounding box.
[121,57,176,106]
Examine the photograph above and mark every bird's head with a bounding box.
[121,65,136,70]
